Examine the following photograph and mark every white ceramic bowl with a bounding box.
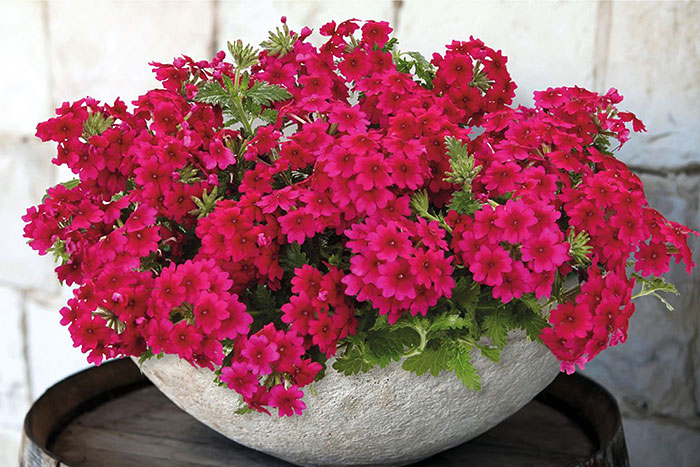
[135,330,559,467]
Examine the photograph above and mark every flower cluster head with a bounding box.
[24,18,696,416]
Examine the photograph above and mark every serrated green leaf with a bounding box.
[631,273,679,311]
[366,327,420,367]
[260,108,279,124]
[280,242,309,272]
[445,136,469,161]
[137,349,154,366]
[245,81,292,107]
[476,344,501,363]
[452,277,480,313]
[250,285,276,313]
[481,309,514,349]
[382,37,399,52]
[448,191,481,215]
[426,311,475,340]
[402,345,451,377]
[515,305,549,343]
[195,81,231,106]
[450,346,481,390]
[332,347,373,375]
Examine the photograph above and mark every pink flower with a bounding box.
[470,245,512,287]
[549,302,593,339]
[366,222,412,262]
[329,104,369,134]
[377,259,416,300]
[241,334,280,375]
[220,361,259,399]
[521,228,569,272]
[269,384,306,417]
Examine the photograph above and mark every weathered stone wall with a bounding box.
[0,2,697,466]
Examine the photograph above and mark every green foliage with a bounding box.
[409,190,453,233]
[469,59,495,93]
[194,81,230,105]
[82,111,114,139]
[47,239,70,264]
[247,81,293,107]
[402,345,452,377]
[333,272,558,392]
[452,277,480,313]
[227,40,259,69]
[250,285,277,313]
[444,137,482,215]
[480,308,516,349]
[260,108,279,124]
[449,343,481,390]
[510,297,548,343]
[392,49,436,88]
[631,273,680,311]
[136,349,163,367]
[279,242,309,272]
[194,71,291,137]
[381,37,399,52]
[567,228,592,266]
[448,191,482,216]
[333,345,374,375]
[260,22,299,57]
[189,186,222,219]
[476,344,501,363]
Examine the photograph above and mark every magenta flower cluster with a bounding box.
[23,18,696,416]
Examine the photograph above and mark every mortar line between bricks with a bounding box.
[209,0,220,59]
[19,291,34,403]
[628,164,700,177]
[593,0,612,92]
[392,0,404,31]
[40,0,58,187]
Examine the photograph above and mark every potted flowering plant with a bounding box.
[24,17,695,467]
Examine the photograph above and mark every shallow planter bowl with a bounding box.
[136,331,559,467]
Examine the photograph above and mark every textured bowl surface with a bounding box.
[136,331,559,467]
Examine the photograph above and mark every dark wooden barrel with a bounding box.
[21,358,629,467]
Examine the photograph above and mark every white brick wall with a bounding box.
[0,1,698,465]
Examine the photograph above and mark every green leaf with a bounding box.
[481,309,515,349]
[227,40,259,69]
[333,347,373,375]
[250,285,276,313]
[369,314,391,331]
[47,239,70,264]
[366,327,420,367]
[137,349,154,366]
[260,23,299,58]
[245,81,292,107]
[402,345,451,377]
[280,242,309,272]
[194,81,231,106]
[517,309,549,343]
[260,108,279,124]
[452,277,480,313]
[448,190,481,215]
[631,273,680,311]
[476,344,501,363]
[426,311,475,340]
[82,111,114,138]
[189,186,221,219]
[449,344,481,390]
[382,37,399,52]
